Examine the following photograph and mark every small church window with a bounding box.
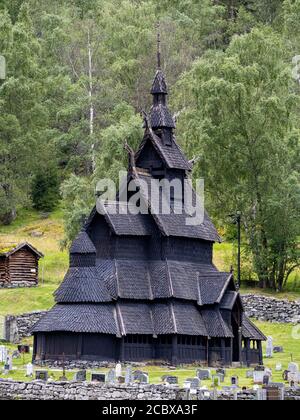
[162,129,172,146]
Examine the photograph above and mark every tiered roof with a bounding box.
[33,62,265,344]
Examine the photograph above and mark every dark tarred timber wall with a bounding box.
[33,333,237,365]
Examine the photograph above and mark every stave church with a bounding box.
[32,47,266,367]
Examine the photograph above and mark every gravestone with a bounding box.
[26,363,33,377]
[125,366,133,385]
[35,370,48,381]
[246,370,254,379]
[6,355,12,371]
[256,388,267,401]
[212,375,220,387]
[254,365,265,371]
[0,346,8,363]
[115,362,122,378]
[139,373,149,384]
[263,375,270,386]
[231,376,239,386]
[197,369,210,380]
[216,368,226,377]
[164,376,178,385]
[283,370,290,381]
[253,370,265,384]
[288,363,299,374]
[107,369,116,384]
[265,384,284,401]
[189,377,200,390]
[75,370,86,382]
[91,373,106,383]
[266,336,273,358]
[133,370,148,382]
[273,346,284,353]
[217,373,225,383]
[275,363,282,372]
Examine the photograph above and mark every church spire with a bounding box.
[150,24,175,130]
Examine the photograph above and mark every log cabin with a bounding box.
[32,52,266,367]
[0,243,43,288]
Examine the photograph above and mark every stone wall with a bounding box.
[0,380,299,401]
[242,295,300,323]
[0,380,181,400]
[0,282,37,289]
[4,311,47,342]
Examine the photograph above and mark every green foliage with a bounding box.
[31,165,60,212]
[60,174,95,245]
[176,27,300,290]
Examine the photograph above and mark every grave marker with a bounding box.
[35,370,48,381]
[91,373,106,383]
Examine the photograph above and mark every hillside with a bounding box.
[0,209,299,316]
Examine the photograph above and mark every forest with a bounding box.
[0,0,299,290]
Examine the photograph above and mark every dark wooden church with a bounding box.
[32,54,266,367]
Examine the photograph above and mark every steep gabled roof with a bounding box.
[242,315,267,341]
[150,103,175,129]
[0,242,43,258]
[202,309,234,338]
[70,231,96,254]
[136,174,221,242]
[151,69,168,94]
[136,131,192,171]
[84,204,155,237]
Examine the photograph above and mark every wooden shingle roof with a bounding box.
[0,242,43,258]
[136,132,192,171]
[242,315,267,341]
[70,231,96,254]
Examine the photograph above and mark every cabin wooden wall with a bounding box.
[0,257,8,284]
[8,249,38,284]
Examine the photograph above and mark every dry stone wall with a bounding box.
[0,380,299,401]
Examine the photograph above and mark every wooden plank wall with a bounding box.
[8,250,38,284]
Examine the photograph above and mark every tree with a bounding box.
[176,27,300,289]
[31,165,60,212]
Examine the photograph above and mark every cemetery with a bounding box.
[0,1,299,403]
[1,319,300,400]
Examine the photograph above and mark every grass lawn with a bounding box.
[0,208,68,315]
[0,322,299,388]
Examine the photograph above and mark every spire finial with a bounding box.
[157,22,161,69]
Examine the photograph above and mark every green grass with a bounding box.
[0,208,68,315]
[0,322,299,387]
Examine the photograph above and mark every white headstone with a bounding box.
[115,362,122,378]
[26,363,33,377]
[0,346,8,363]
[253,370,265,384]
[288,363,299,374]
[266,336,273,358]
[275,363,282,372]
